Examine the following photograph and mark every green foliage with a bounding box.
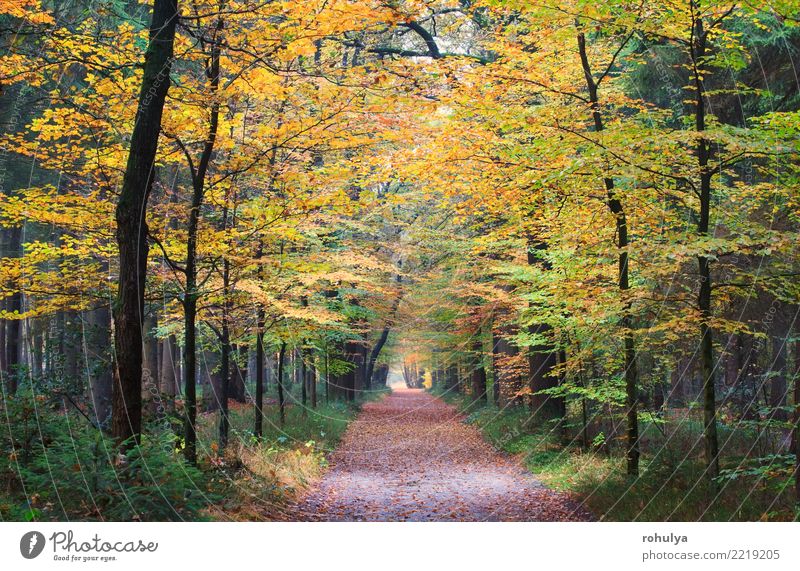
[0,392,213,521]
[433,387,798,521]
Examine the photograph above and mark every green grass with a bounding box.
[431,387,798,521]
[0,386,389,521]
[194,385,390,519]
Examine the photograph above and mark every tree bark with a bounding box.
[769,334,788,421]
[471,335,487,403]
[87,305,112,427]
[792,307,799,508]
[160,334,179,395]
[218,257,231,449]
[277,342,286,425]
[690,11,720,480]
[365,327,390,389]
[309,354,317,408]
[577,30,640,475]
[112,0,178,445]
[182,11,223,463]
[254,311,265,437]
[2,226,22,395]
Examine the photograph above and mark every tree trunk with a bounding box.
[577,29,639,475]
[792,308,799,509]
[691,15,720,480]
[230,345,247,403]
[365,328,390,390]
[2,225,22,395]
[254,311,265,437]
[471,335,487,403]
[183,295,198,463]
[160,335,179,395]
[308,353,317,408]
[769,334,788,421]
[300,348,307,408]
[277,342,286,425]
[87,305,112,427]
[182,10,223,462]
[143,313,159,385]
[218,258,231,449]
[112,0,178,446]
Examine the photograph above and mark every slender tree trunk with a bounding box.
[365,329,390,389]
[324,348,330,403]
[182,12,223,463]
[142,313,159,384]
[277,342,286,425]
[3,226,22,395]
[792,308,799,509]
[112,0,178,445]
[218,257,231,448]
[576,29,640,475]
[0,298,6,380]
[87,305,113,426]
[491,329,501,407]
[183,295,197,463]
[309,355,317,408]
[254,310,265,437]
[160,334,179,395]
[690,14,720,480]
[770,334,788,421]
[300,347,307,408]
[471,334,487,403]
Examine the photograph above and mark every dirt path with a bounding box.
[294,388,593,521]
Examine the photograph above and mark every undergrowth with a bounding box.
[432,386,798,522]
[0,387,388,521]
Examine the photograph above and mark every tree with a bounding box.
[112,0,178,445]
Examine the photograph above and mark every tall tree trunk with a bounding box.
[491,329,501,406]
[471,334,487,403]
[690,12,719,480]
[364,276,402,387]
[577,30,640,475]
[300,348,307,408]
[87,305,113,426]
[143,312,159,404]
[324,347,330,403]
[254,311,265,437]
[254,239,266,436]
[3,225,22,395]
[792,307,799,509]
[218,257,231,449]
[160,334,179,395]
[0,298,6,380]
[366,328,390,389]
[277,342,286,425]
[769,333,788,421]
[309,354,317,408]
[182,11,223,463]
[112,0,178,445]
[230,345,247,402]
[183,295,198,463]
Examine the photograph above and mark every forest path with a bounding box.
[293,388,593,521]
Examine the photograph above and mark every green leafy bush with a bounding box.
[0,391,214,521]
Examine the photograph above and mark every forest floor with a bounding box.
[293,388,592,521]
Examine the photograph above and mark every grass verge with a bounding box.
[431,387,798,521]
[0,387,389,521]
